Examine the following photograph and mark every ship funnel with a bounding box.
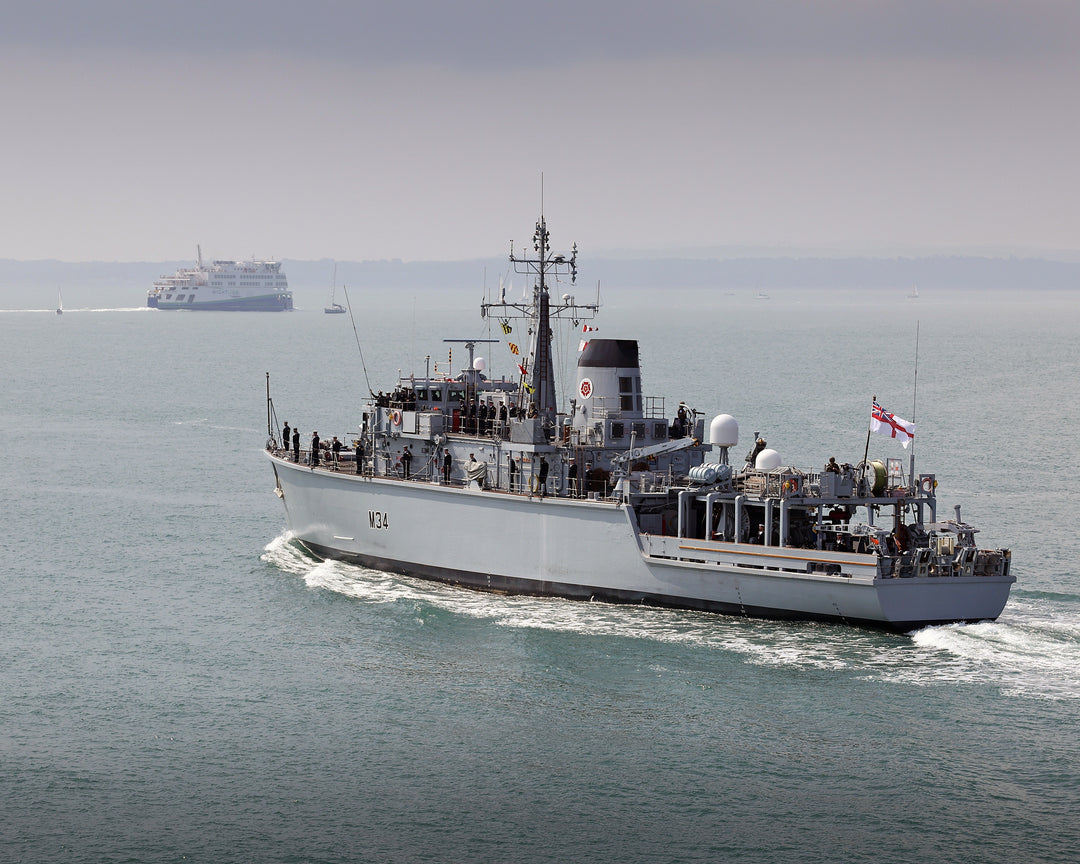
[574,339,642,429]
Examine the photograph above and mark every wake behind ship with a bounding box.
[147,246,292,311]
[265,210,1013,632]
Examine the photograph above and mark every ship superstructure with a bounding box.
[148,246,292,311]
[264,211,1013,632]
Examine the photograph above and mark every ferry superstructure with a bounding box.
[264,210,1013,632]
[147,246,293,311]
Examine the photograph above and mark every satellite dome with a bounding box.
[755,448,782,471]
[473,357,486,371]
[709,414,739,447]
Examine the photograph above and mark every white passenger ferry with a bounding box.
[148,246,292,311]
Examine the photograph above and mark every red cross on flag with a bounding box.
[871,401,915,448]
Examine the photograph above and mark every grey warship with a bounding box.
[265,211,1013,632]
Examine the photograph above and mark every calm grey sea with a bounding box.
[3,285,1079,864]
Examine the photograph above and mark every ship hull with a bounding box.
[269,453,1013,632]
[148,293,293,311]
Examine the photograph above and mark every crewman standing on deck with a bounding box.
[537,456,549,498]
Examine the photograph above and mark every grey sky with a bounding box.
[3,1,1079,262]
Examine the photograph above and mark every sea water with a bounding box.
[2,286,1079,864]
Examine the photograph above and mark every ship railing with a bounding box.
[740,468,814,498]
[635,470,674,494]
[817,522,893,556]
[643,396,667,420]
[741,466,922,502]
[585,396,668,421]
[585,397,623,420]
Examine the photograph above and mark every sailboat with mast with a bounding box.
[325,264,346,314]
[56,287,63,315]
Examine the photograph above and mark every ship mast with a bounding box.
[480,204,599,438]
[511,215,581,424]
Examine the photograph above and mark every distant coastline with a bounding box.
[2,254,1077,309]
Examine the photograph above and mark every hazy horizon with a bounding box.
[4,2,1080,263]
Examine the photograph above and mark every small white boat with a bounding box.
[325,264,346,314]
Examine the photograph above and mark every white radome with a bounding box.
[709,414,739,447]
[473,357,486,371]
[755,448,782,471]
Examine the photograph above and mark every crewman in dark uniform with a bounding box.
[292,428,300,462]
[282,422,291,451]
[331,436,342,470]
[311,432,320,467]
[537,456,549,498]
[355,438,364,475]
[443,450,452,484]
[401,446,412,479]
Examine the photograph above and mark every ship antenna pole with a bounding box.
[266,372,272,440]
[862,394,874,477]
[909,321,920,493]
[342,284,373,396]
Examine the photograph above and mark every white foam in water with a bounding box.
[261,533,318,576]
[0,307,154,313]
[904,597,1080,701]
[262,535,875,670]
[265,532,1080,700]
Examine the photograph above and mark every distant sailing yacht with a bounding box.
[324,264,346,314]
[908,284,920,299]
[56,287,63,315]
